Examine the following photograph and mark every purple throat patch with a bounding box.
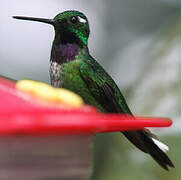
[54,43,79,61]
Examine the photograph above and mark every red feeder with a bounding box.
[0,76,172,180]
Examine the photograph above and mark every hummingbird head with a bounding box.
[13,10,90,46]
[53,11,90,46]
[13,11,90,64]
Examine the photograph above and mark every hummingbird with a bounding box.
[13,10,174,170]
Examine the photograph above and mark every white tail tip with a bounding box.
[152,138,169,153]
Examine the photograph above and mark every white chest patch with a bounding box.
[49,61,62,87]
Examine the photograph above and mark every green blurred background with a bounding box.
[1,0,181,179]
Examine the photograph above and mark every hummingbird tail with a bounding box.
[123,130,174,170]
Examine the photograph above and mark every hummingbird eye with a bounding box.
[70,16,79,24]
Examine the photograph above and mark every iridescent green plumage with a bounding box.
[13,10,174,170]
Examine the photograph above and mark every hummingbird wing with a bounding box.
[80,59,132,114]
[80,59,174,170]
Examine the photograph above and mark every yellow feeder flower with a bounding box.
[16,80,84,108]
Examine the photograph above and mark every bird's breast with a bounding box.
[50,61,63,88]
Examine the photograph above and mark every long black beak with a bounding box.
[13,16,55,25]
